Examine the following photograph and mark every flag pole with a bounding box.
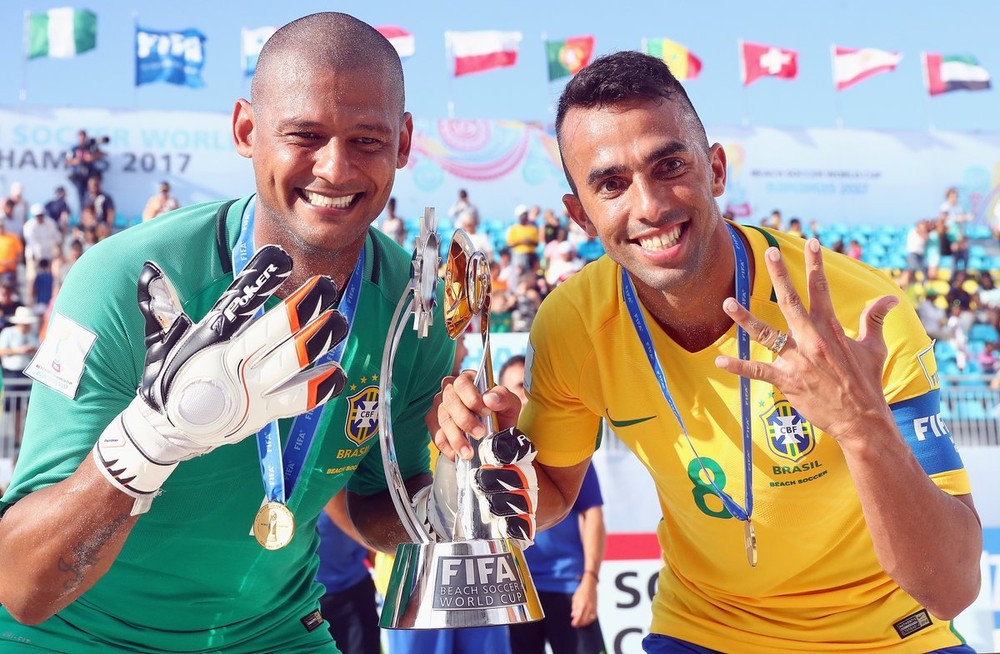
[20,9,30,103]
[831,44,843,128]
[737,39,750,127]
[920,52,935,131]
[132,11,140,107]
[444,32,455,119]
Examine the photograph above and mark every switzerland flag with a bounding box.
[740,40,798,86]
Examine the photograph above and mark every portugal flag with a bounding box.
[546,35,595,81]
[642,38,701,81]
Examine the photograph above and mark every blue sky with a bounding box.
[2,0,997,133]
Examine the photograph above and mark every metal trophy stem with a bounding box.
[378,226,543,629]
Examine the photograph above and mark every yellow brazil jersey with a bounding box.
[521,223,970,653]
[507,223,540,254]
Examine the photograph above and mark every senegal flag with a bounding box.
[546,35,595,81]
[642,38,701,81]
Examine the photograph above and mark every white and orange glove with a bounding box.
[94,245,349,514]
[413,427,538,549]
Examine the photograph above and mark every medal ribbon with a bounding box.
[620,222,753,523]
[233,196,364,505]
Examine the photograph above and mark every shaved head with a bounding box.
[251,12,404,114]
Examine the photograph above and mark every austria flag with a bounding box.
[740,40,798,86]
[375,25,415,59]
[445,30,522,77]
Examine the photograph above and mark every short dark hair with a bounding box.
[499,354,526,382]
[555,51,708,191]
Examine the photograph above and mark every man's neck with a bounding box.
[252,221,366,298]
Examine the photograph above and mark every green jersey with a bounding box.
[0,196,455,653]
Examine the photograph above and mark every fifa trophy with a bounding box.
[377,213,543,629]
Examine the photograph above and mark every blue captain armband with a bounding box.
[890,390,965,476]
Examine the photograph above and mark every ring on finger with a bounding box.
[769,331,788,354]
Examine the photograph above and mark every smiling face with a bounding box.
[233,55,411,263]
[560,97,728,299]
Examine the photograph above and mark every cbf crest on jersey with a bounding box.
[345,385,379,446]
[760,400,815,462]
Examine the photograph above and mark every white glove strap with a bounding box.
[412,485,455,542]
[93,398,180,516]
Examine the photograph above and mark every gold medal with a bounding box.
[253,502,295,550]
[744,520,758,568]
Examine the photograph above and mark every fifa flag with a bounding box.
[740,40,798,86]
[642,38,701,81]
[923,53,992,96]
[446,30,521,77]
[376,25,415,59]
[135,26,207,88]
[832,46,901,90]
[26,8,97,59]
[242,26,275,76]
[546,36,595,81]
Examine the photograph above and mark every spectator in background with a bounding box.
[0,285,21,331]
[952,232,970,273]
[545,240,584,287]
[448,188,478,224]
[768,208,782,231]
[6,183,29,231]
[316,492,380,654]
[0,306,37,448]
[22,204,62,306]
[507,204,541,272]
[82,175,115,228]
[1,197,25,240]
[786,217,804,238]
[939,187,971,233]
[378,196,407,247]
[0,217,22,289]
[847,239,862,260]
[141,181,180,222]
[978,341,999,376]
[458,208,494,263]
[31,260,54,315]
[65,130,107,209]
[916,289,948,340]
[541,208,562,244]
[54,239,84,296]
[44,186,71,232]
[900,219,930,288]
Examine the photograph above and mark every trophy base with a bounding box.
[380,539,544,629]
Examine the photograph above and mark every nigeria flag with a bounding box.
[27,8,97,59]
[923,53,991,96]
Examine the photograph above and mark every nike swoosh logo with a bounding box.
[605,410,656,428]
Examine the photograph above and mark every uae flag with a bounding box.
[546,35,595,81]
[446,30,521,77]
[832,46,902,90]
[27,8,97,59]
[642,38,701,81]
[923,53,991,96]
[739,40,798,86]
[376,25,415,59]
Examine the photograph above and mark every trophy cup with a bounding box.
[377,215,543,629]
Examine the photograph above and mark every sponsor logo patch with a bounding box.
[760,400,815,462]
[345,385,379,446]
[25,312,97,400]
[893,609,932,639]
[917,342,939,390]
[300,609,324,632]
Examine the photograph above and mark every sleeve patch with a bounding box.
[889,390,965,476]
[24,312,98,400]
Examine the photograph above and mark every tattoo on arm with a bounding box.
[57,513,129,593]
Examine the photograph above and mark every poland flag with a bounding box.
[376,25,415,59]
[445,30,522,77]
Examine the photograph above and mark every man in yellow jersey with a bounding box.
[431,51,981,653]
